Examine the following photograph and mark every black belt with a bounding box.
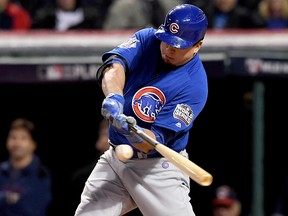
[132,151,161,159]
[109,141,161,159]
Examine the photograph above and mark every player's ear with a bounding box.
[192,40,203,55]
[195,40,203,49]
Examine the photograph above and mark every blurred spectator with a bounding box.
[80,0,112,9]
[0,0,31,30]
[32,0,112,31]
[103,0,184,30]
[202,0,264,29]
[0,118,52,216]
[12,0,54,19]
[212,185,242,216]
[103,0,153,30]
[257,0,288,29]
[271,175,288,216]
[184,0,209,9]
[238,0,261,10]
[153,0,185,27]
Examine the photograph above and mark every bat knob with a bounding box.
[126,116,137,127]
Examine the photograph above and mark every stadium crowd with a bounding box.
[0,0,288,31]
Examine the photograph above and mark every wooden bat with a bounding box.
[127,120,213,186]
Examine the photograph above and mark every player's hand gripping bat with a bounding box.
[126,117,213,186]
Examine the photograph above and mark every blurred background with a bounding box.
[0,0,288,215]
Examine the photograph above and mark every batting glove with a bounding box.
[101,93,125,120]
[112,114,144,144]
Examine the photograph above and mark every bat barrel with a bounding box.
[196,174,213,186]
[128,122,213,187]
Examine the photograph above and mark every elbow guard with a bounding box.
[96,54,129,86]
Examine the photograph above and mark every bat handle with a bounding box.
[129,125,157,147]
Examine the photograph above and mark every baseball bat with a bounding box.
[127,122,213,186]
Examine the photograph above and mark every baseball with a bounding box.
[115,144,134,162]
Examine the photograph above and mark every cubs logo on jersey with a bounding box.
[132,86,166,123]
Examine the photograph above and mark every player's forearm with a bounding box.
[102,63,126,96]
[101,63,154,153]
[132,129,155,153]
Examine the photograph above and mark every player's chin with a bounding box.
[162,56,177,66]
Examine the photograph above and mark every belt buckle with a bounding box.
[136,151,148,159]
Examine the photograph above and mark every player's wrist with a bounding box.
[101,93,125,120]
[106,93,125,106]
[124,125,144,144]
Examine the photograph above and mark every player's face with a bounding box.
[160,41,202,66]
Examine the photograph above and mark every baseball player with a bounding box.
[75,3,208,216]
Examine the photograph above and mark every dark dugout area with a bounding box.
[0,75,286,216]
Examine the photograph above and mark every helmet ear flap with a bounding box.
[154,4,208,49]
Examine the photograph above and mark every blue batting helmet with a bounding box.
[154,4,208,49]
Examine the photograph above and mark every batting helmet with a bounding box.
[154,4,208,49]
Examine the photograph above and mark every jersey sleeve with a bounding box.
[155,90,206,133]
[102,28,155,74]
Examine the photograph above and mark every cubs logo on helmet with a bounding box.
[169,23,179,34]
[132,87,166,123]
